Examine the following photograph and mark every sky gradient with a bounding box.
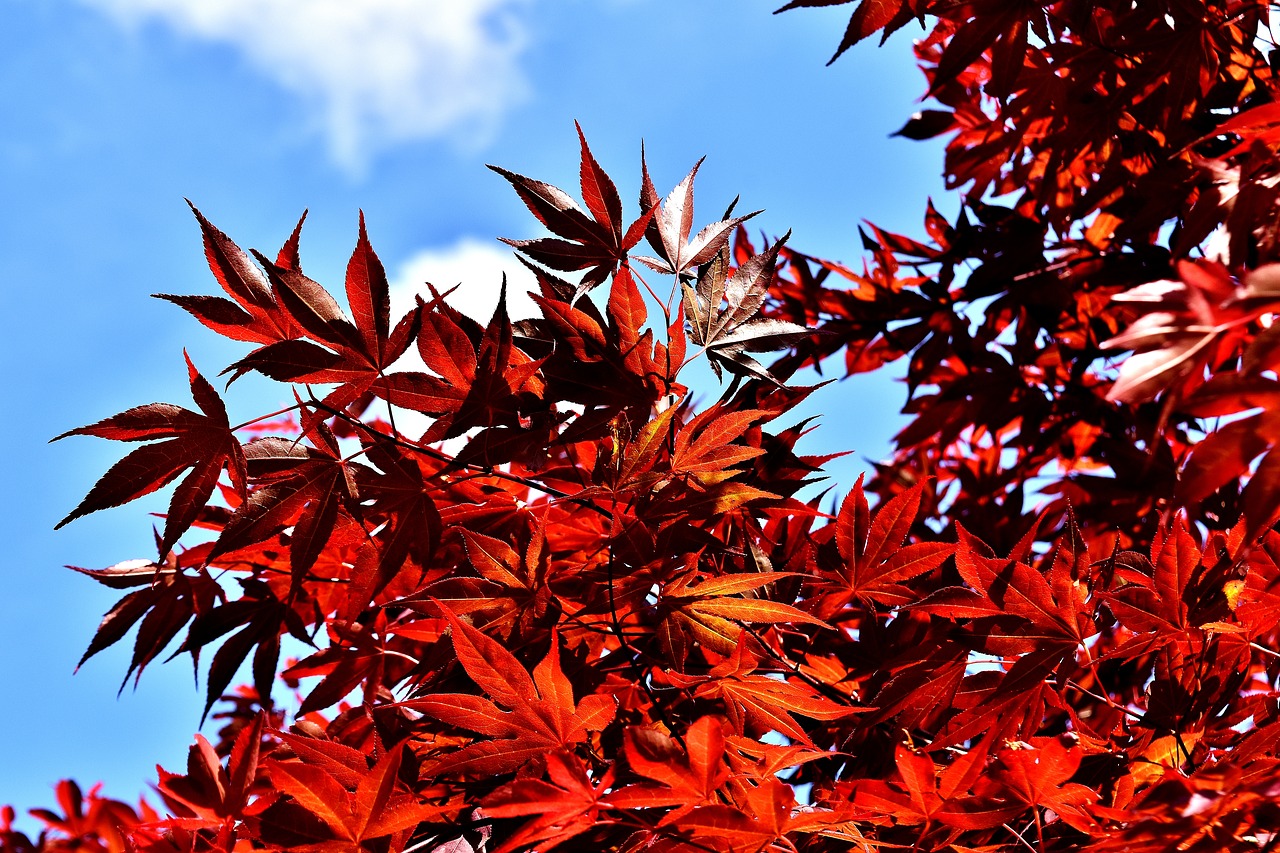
[1,0,947,823]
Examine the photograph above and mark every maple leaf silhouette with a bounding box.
[775,0,920,63]
[633,150,759,278]
[682,234,811,382]
[54,353,245,558]
[491,124,656,298]
[218,212,420,414]
[157,204,303,345]
[72,557,222,690]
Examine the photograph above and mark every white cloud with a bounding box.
[383,238,538,440]
[389,237,540,325]
[80,0,533,172]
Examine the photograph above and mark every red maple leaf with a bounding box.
[408,610,615,778]
[481,750,615,853]
[55,352,245,558]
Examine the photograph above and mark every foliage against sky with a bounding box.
[16,1,1280,851]
[3,0,929,813]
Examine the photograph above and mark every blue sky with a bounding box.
[1,0,945,821]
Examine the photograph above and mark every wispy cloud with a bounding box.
[80,0,534,172]
[389,238,539,324]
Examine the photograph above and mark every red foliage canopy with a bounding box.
[17,3,1280,852]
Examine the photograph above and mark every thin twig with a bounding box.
[231,402,302,432]
[1061,679,1143,721]
[1003,822,1040,853]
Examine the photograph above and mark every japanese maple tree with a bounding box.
[14,2,1280,852]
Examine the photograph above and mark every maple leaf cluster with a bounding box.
[770,0,1280,549]
[17,3,1280,853]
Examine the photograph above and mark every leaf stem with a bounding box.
[1251,641,1280,659]
[624,261,670,327]
[1002,822,1040,853]
[1061,679,1142,721]
[231,402,303,432]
